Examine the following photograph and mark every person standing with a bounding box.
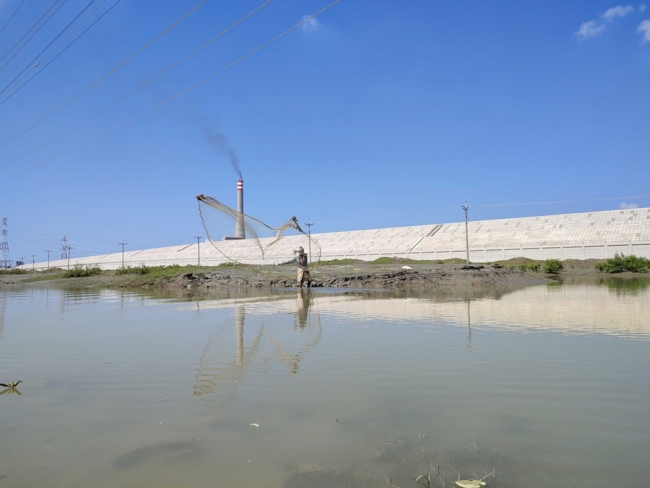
[280,247,311,288]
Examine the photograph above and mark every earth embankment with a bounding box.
[160,263,546,290]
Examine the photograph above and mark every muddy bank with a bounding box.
[159,263,546,290]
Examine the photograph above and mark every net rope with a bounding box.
[196,194,321,264]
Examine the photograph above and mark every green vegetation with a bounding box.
[373,257,416,264]
[0,268,28,275]
[594,253,649,273]
[314,258,362,266]
[63,265,103,278]
[114,264,225,284]
[529,263,541,272]
[21,272,66,283]
[543,259,563,274]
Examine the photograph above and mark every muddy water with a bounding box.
[0,280,648,488]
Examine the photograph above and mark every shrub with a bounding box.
[624,255,649,273]
[595,254,649,273]
[116,265,153,275]
[63,265,102,278]
[0,268,28,275]
[518,264,528,272]
[529,263,541,272]
[544,259,563,274]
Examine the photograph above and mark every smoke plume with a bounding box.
[202,129,242,179]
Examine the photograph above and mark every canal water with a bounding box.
[0,279,648,487]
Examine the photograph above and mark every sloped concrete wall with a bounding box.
[24,207,650,270]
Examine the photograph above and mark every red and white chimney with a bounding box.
[235,179,245,238]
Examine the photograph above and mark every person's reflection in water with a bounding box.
[296,288,312,329]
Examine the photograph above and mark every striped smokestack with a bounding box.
[235,179,245,238]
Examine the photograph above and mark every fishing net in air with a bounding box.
[196,194,321,263]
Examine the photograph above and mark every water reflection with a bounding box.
[182,280,649,339]
[0,293,5,338]
[193,296,322,399]
[466,299,472,350]
[0,386,22,395]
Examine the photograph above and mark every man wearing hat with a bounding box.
[280,246,312,288]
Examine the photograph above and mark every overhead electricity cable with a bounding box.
[11,227,60,243]
[0,0,67,73]
[0,0,274,167]
[0,0,98,97]
[0,0,27,37]
[11,227,116,253]
[0,0,60,63]
[0,0,206,143]
[0,0,342,179]
[0,0,110,100]
[8,238,25,258]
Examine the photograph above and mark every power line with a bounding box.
[11,232,115,254]
[0,0,67,74]
[0,0,271,165]
[0,0,27,37]
[0,0,98,97]
[0,0,205,143]
[0,0,111,101]
[0,0,341,178]
[10,225,117,254]
[8,237,24,258]
[0,0,60,64]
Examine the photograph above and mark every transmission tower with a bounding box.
[0,218,10,269]
[61,236,68,259]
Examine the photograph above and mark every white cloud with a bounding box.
[640,4,647,12]
[576,20,608,38]
[300,15,322,33]
[575,4,637,40]
[619,202,639,209]
[637,19,650,42]
[602,5,635,20]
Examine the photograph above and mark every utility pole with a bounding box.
[304,220,314,263]
[30,254,36,272]
[67,246,74,270]
[118,241,127,269]
[45,250,51,270]
[462,202,470,264]
[194,234,203,266]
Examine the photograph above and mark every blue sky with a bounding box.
[0,0,648,260]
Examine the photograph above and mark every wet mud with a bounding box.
[161,264,546,291]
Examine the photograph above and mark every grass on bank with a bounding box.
[112,262,246,283]
[313,257,469,266]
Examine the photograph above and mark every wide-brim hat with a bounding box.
[294,247,305,253]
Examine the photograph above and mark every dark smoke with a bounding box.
[202,129,242,179]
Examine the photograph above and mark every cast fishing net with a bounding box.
[196,194,321,263]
